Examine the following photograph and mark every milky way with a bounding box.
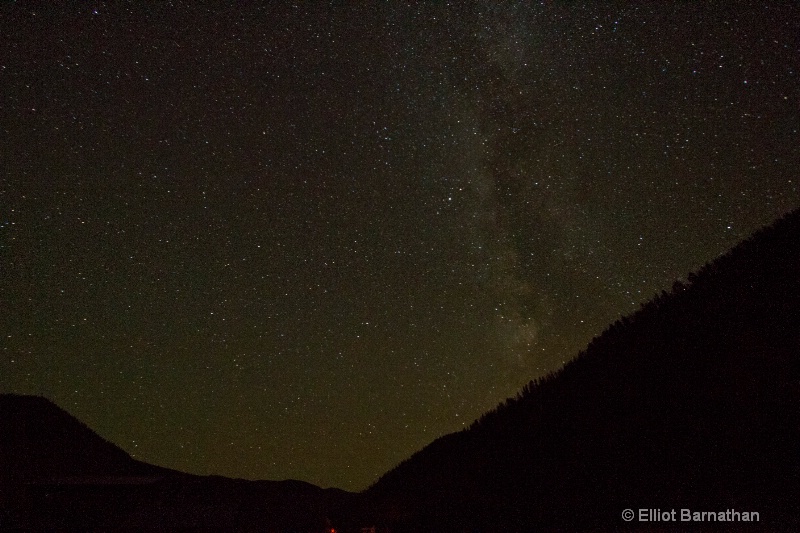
[2,3,798,490]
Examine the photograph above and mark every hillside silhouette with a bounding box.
[0,394,354,531]
[2,209,799,531]
[0,394,174,484]
[348,208,800,531]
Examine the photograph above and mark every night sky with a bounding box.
[2,3,798,491]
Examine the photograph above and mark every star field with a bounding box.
[2,3,798,490]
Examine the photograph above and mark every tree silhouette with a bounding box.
[355,208,800,532]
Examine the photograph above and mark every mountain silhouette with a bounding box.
[0,394,174,484]
[2,209,799,531]
[0,394,353,531]
[348,208,800,531]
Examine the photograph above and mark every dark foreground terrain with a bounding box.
[3,209,799,531]
[349,208,800,531]
[0,394,354,531]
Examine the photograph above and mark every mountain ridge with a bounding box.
[0,393,354,531]
[355,208,800,531]
[2,208,799,530]
[0,393,178,484]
